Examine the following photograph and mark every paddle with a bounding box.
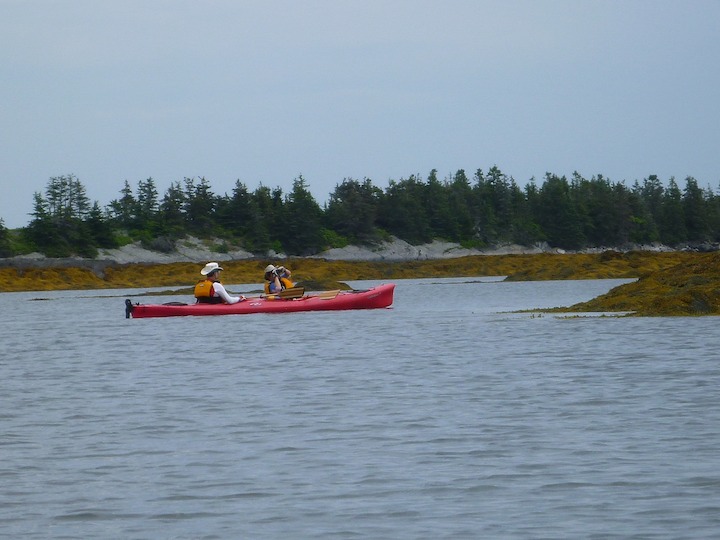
[256,286,305,300]
[259,288,338,300]
[229,286,305,300]
[235,287,348,301]
[277,286,305,299]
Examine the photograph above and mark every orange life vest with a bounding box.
[264,276,295,295]
[194,279,223,304]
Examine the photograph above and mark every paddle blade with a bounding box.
[318,290,341,300]
[278,287,305,299]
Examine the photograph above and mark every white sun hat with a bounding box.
[200,262,223,275]
[264,264,276,273]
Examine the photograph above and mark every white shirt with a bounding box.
[211,282,244,304]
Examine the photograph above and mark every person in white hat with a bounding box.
[194,262,246,304]
[263,264,294,295]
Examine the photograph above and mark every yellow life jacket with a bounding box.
[264,276,295,295]
[194,279,223,304]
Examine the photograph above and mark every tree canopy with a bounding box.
[5,169,720,258]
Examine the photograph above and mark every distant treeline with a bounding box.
[1,167,718,258]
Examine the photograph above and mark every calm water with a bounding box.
[2,277,719,539]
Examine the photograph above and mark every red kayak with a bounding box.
[126,283,395,318]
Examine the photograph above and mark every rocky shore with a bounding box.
[0,234,681,270]
[1,236,719,316]
[2,235,554,268]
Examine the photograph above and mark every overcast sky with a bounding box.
[2,0,719,228]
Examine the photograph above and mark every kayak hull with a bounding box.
[127,283,395,318]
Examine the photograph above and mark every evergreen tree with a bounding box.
[158,181,186,237]
[705,184,720,242]
[183,177,216,234]
[136,177,159,232]
[629,180,659,244]
[0,218,13,257]
[269,187,286,246]
[639,175,664,237]
[325,178,382,243]
[45,174,90,220]
[424,169,454,240]
[86,202,118,248]
[682,176,709,241]
[536,174,586,249]
[24,191,70,256]
[246,185,276,253]
[509,178,542,245]
[447,169,475,243]
[572,174,632,246]
[659,178,686,245]
[571,173,603,245]
[486,166,514,241]
[23,176,95,257]
[609,181,634,245]
[216,180,253,237]
[108,180,138,229]
[472,169,498,244]
[377,175,430,244]
[282,176,324,255]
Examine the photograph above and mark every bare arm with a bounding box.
[268,276,282,293]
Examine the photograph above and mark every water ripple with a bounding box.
[1,279,719,538]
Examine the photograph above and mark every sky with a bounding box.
[2,0,719,228]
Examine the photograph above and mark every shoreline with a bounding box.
[0,235,683,270]
[2,238,719,316]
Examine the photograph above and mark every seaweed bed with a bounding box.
[2,251,719,316]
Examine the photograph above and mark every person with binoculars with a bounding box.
[263,264,294,295]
